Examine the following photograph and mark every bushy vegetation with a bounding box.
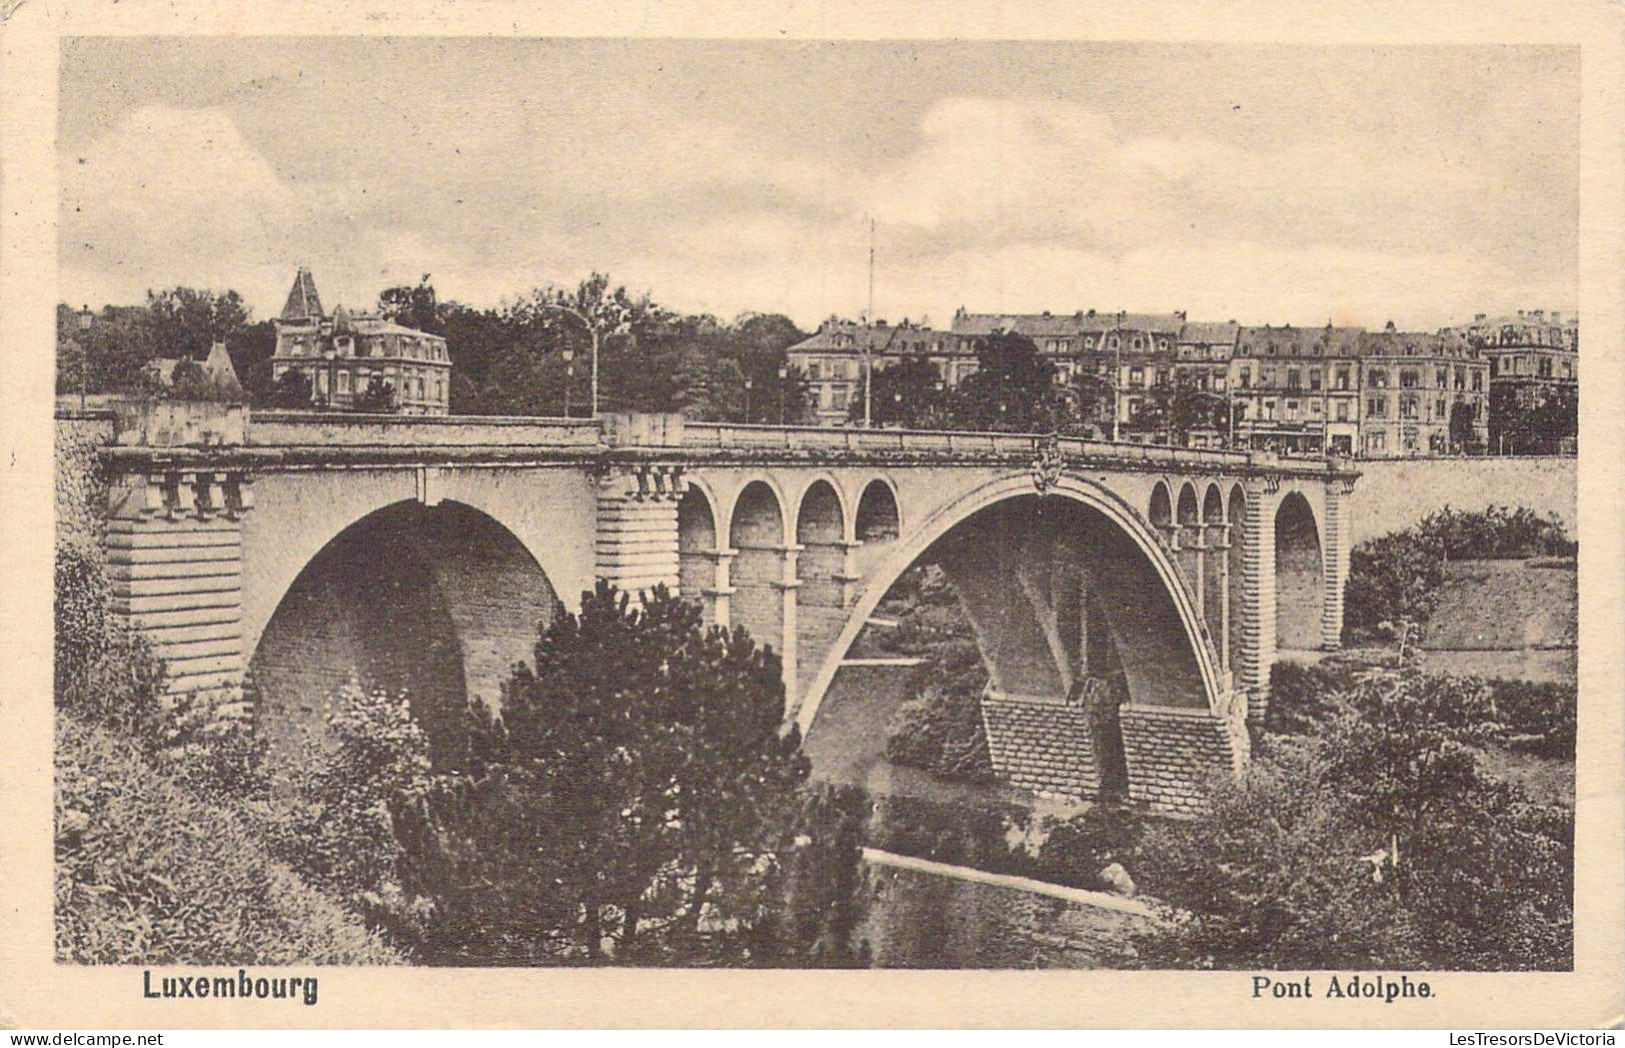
[1118,661,1572,970]
[885,644,997,784]
[56,557,870,967]
[386,583,869,966]
[1486,679,1577,759]
[55,714,401,965]
[53,545,400,964]
[1343,505,1574,642]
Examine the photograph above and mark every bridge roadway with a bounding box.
[77,404,1359,813]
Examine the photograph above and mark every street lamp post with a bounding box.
[76,305,93,411]
[777,363,788,425]
[540,302,607,419]
[561,346,574,418]
[744,375,753,424]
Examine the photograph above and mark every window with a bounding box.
[1287,368,1301,390]
[1435,398,1446,419]
[416,376,425,398]
[1336,367,1351,391]
[1263,399,1277,420]
[1130,366,1145,388]
[1128,397,1142,417]
[1370,368,1388,388]
[1436,367,1448,389]
[1238,367,1251,389]
[316,370,329,394]
[1473,371,1483,391]
[1286,400,1300,420]
[1310,400,1322,415]
[337,370,351,394]
[1309,369,1322,391]
[1214,375,1227,392]
[1400,369,1419,389]
[1336,400,1349,421]
[1400,396,1418,419]
[1367,395,1387,418]
[831,386,849,410]
[1454,368,1465,390]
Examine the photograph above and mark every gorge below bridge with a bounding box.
[62,405,1360,813]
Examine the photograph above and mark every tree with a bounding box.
[1449,400,1480,453]
[377,275,444,335]
[952,331,1056,431]
[146,287,251,360]
[1135,662,1572,970]
[262,368,314,410]
[402,583,825,965]
[853,357,947,429]
[351,376,397,414]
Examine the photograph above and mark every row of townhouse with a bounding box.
[786,307,1577,458]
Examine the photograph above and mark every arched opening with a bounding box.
[729,481,787,653]
[250,500,560,770]
[795,480,847,609]
[802,488,1212,804]
[1275,491,1324,652]
[1202,483,1226,654]
[1176,482,1200,591]
[1149,481,1173,530]
[1225,486,1248,674]
[855,479,900,543]
[677,485,718,623]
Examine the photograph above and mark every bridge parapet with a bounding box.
[247,411,601,449]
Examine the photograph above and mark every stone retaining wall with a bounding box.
[1119,704,1247,816]
[980,692,1099,799]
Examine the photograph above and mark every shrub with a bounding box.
[1035,803,1151,891]
[54,544,167,741]
[866,794,1032,877]
[269,677,433,909]
[1135,666,1573,971]
[1266,657,1369,736]
[1487,679,1577,758]
[55,713,401,965]
[884,643,996,783]
[1341,506,1576,644]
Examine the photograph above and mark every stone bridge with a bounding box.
[67,403,1358,812]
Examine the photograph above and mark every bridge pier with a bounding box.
[594,465,683,605]
[106,471,252,696]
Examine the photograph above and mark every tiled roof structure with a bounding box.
[280,267,324,321]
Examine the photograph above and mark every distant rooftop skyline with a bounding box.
[59,38,1578,333]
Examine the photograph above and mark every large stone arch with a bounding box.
[797,472,1225,737]
[249,499,560,769]
[1275,490,1324,652]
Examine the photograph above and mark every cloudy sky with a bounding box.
[59,38,1578,331]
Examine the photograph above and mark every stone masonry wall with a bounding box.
[1119,704,1246,816]
[56,413,115,555]
[981,692,1099,799]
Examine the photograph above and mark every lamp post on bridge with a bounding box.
[778,363,788,425]
[744,374,753,424]
[561,345,574,419]
[539,301,628,420]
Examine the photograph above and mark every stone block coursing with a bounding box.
[981,692,1099,799]
[55,414,115,556]
[1119,704,1244,816]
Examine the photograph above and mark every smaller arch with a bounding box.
[729,480,790,654]
[721,474,791,549]
[1149,480,1173,528]
[678,484,720,617]
[794,472,851,540]
[1274,490,1324,652]
[1176,482,1199,526]
[796,479,848,610]
[855,477,901,543]
[1202,483,1224,525]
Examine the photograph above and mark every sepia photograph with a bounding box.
[5,2,1623,1031]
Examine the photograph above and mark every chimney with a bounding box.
[1385,320,1396,332]
[1532,309,1545,321]
[1551,311,1561,323]
[1474,313,1486,322]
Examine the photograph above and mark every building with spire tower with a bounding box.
[269,266,452,415]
